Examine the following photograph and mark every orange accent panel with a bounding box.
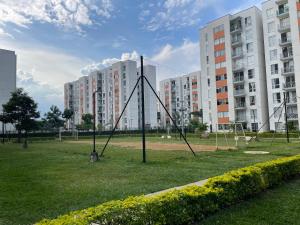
[218,117,230,124]
[216,67,227,75]
[215,55,226,64]
[214,30,225,39]
[297,2,300,11]
[192,91,198,95]
[217,105,229,112]
[217,92,228,99]
[214,43,225,51]
[216,80,227,88]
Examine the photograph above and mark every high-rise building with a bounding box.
[262,0,300,131]
[200,7,269,132]
[0,49,16,130]
[159,71,201,128]
[64,60,157,130]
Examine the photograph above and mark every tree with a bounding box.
[188,118,207,133]
[80,113,93,130]
[2,88,40,148]
[43,105,64,130]
[62,108,74,129]
[0,113,11,143]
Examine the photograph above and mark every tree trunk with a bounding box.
[17,130,21,143]
[23,131,28,149]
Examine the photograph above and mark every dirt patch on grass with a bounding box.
[68,140,234,152]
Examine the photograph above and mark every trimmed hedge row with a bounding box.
[36,155,300,225]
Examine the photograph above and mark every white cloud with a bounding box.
[0,0,114,34]
[148,39,200,81]
[0,27,14,39]
[81,50,139,75]
[140,0,219,31]
[0,38,90,113]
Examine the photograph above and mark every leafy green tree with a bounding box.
[188,118,208,133]
[43,105,64,130]
[80,113,93,130]
[2,88,40,148]
[62,108,74,129]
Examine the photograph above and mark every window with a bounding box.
[214,37,225,45]
[248,69,255,79]
[250,109,257,120]
[249,96,256,106]
[268,22,275,33]
[272,78,280,89]
[214,49,225,57]
[245,16,252,27]
[218,111,229,118]
[216,74,227,81]
[251,123,258,132]
[266,8,274,18]
[271,64,279,74]
[217,98,228,105]
[247,56,254,65]
[206,56,209,64]
[246,43,253,53]
[268,35,276,47]
[213,24,224,33]
[249,82,256,92]
[216,86,228,93]
[205,33,208,42]
[270,49,277,61]
[245,30,253,40]
[215,61,226,69]
[273,92,281,104]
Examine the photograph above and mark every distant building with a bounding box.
[0,49,16,130]
[159,71,201,128]
[64,60,157,130]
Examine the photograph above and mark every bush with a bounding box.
[36,155,300,225]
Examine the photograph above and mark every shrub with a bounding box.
[36,155,300,225]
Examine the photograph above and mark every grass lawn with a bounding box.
[0,137,300,225]
[200,178,300,225]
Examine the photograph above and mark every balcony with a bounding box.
[236,117,247,123]
[275,0,288,4]
[232,63,244,72]
[231,38,242,46]
[286,96,297,105]
[280,52,293,61]
[287,112,298,121]
[279,38,292,46]
[283,82,296,90]
[278,23,291,33]
[232,52,243,59]
[233,76,245,84]
[235,102,246,109]
[234,89,246,96]
[281,66,294,75]
[276,7,289,18]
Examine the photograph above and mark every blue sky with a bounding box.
[0,0,263,114]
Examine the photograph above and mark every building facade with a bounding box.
[159,71,201,128]
[64,60,157,130]
[0,49,17,130]
[200,7,269,132]
[262,0,300,131]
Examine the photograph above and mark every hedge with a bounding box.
[36,155,300,225]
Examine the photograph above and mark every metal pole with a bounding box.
[284,92,290,143]
[141,55,146,163]
[144,76,196,156]
[93,91,96,152]
[2,116,4,144]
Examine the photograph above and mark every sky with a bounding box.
[0,0,263,114]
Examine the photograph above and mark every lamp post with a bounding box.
[90,89,101,162]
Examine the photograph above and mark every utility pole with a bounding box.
[283,92,290,143]
[179,100,186,140]
[91,90,99,162]
[140,56,146,163]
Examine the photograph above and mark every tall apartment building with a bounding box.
[159,71,201,128]
[64,60,157,130]
[0,49,16,130]
[262,0,300,131]
[200,7,269,132]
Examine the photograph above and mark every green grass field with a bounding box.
[200,178,300,225]
[0,136,300,225]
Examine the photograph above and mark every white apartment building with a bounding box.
[200,7,269,132]
[64,60,157,130]
[262,0,300,131]
[159,71,201,128]
[0,49,16,130]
